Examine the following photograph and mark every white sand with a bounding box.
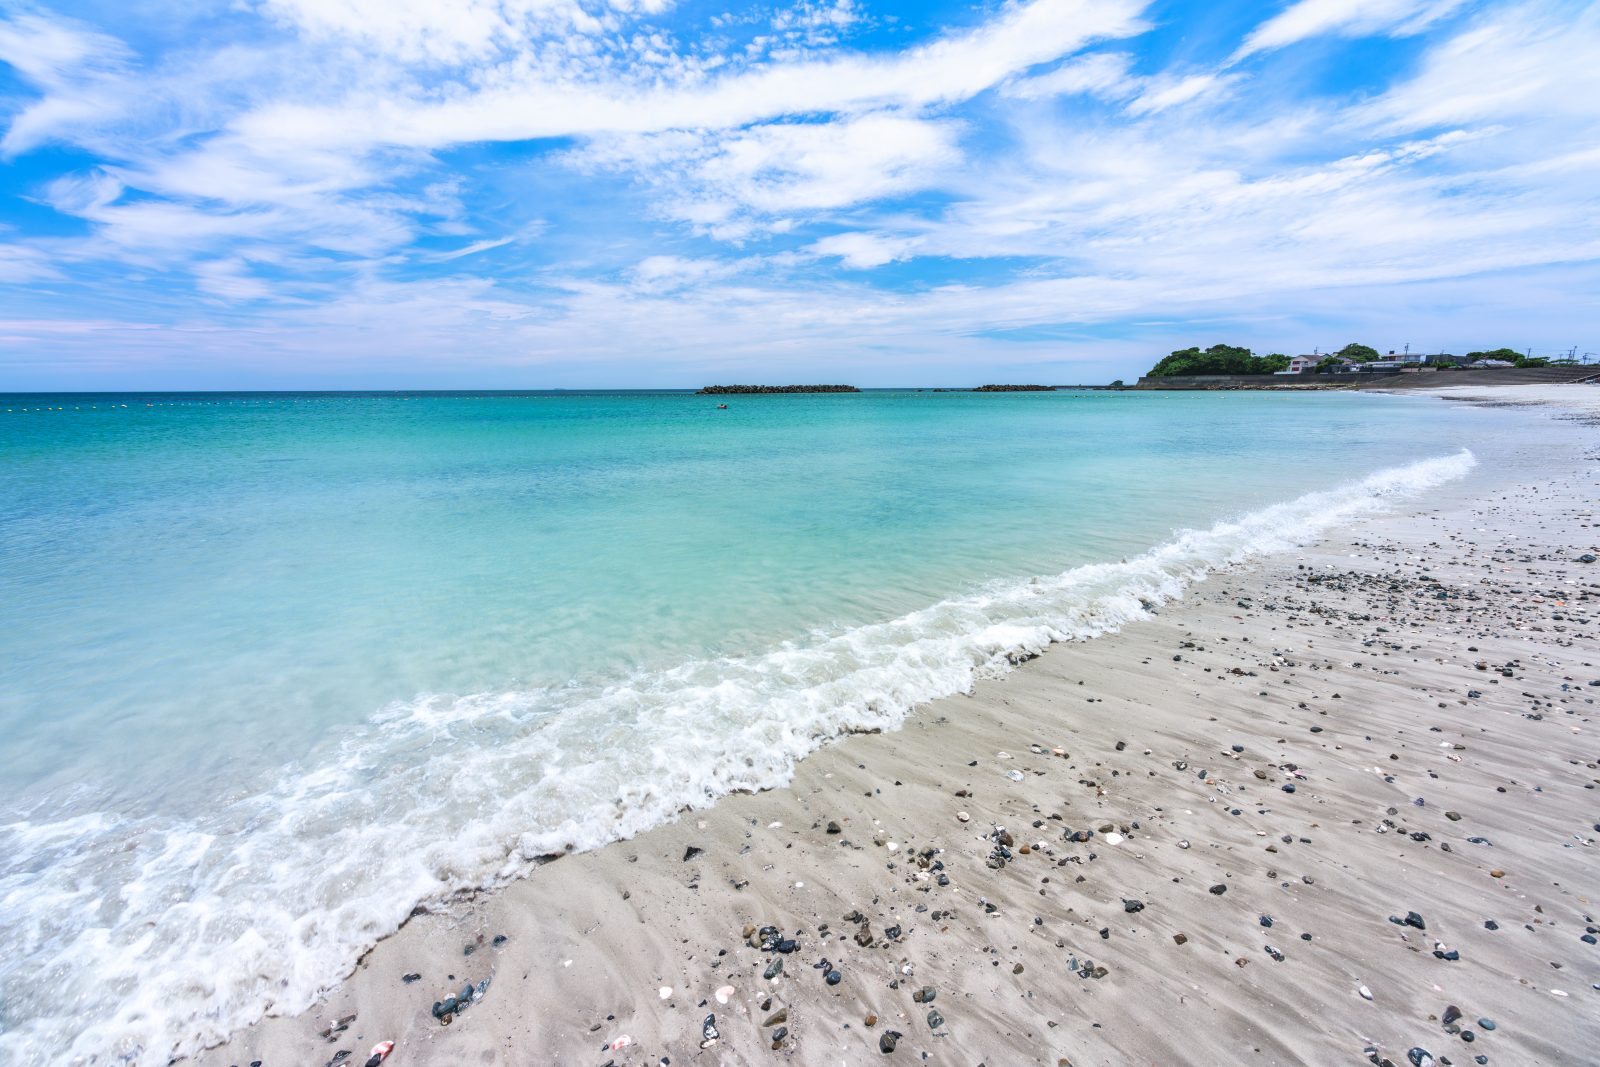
[196,385,1600,1067]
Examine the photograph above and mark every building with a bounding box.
[1283,354,1322,374]
[1384,351,1464,366]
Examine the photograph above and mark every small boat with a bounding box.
[717,403,728,409]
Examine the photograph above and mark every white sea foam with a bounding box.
[0,449,1475,1066]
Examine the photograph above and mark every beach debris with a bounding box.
[714,984,734,1004]
[363,1041,394,1067]
[608,1034,633,1051]
[701,1013,720,1048]
[658,986,672,1000]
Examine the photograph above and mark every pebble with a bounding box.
[714,985,734,1004]
[927,1009,945,1029]
[913,986,937,1003]
[956,811,970,822]
[879,1029,902,1053]
[1359,985,1372,1000]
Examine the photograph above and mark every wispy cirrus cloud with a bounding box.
[0,0,1596,388]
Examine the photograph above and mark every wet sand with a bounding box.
[197,385,1600,1067]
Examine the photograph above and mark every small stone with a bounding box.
[764,960,783,979]
[913,987,936,1003]
[1445,811,1462,822]
[1443,1005,1461,1026]
[1209,884,1228,896]
[1013,963,1024,974]
[879,1029,902,1053]
[1407,1048,1434,1067]
[825,969,842,985]
[1477,1018,1495,1031]
[864,1013,878,1028]
[827,821,842,835]
[1123,899,1145,913]
[1173,933,1188,945]
[926,1009,944,1030]
[1359,985,1372,1000]
[762,1009,788,1027]
[701,1014,720,1047]
[956,811,970,823]
[683,846,703,862]
[1490,868,1505,878]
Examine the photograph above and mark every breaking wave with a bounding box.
[0,449,1475,1066]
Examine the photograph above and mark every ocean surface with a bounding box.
[0,388,1546,1064]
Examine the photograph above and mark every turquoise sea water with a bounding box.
[0,389,1542,1064]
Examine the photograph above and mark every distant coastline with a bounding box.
[697,384,860,394]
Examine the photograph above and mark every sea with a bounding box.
[0,388,1553,1064]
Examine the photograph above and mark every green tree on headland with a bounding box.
[1145,344,1289,377]
[1337,343,1381,362]
[1314,355,1344,374]
[1466,347,1546,367]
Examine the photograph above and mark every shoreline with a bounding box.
[186,385,1600,1067]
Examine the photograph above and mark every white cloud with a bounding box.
[1233,0,1467,60]
[807,231,920,268]
[1002,52,1136,101]
[1124,71,1240,114]
[0,13,133,154]
[1358,2,1600,130]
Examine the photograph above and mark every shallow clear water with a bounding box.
[0,389,1542,1064]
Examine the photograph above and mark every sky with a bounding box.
[0,0,1596,389]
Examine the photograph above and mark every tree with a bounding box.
[1337,343,1381,362]
[1109,379,1125,388]
[1146,343,1287,377]
[1313,356,1344,374]
[1465,347,1545,367]
[1259,353,1291,373]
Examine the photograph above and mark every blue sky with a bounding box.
[0,0,1596,389]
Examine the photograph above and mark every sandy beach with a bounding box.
[195,385,1600,1067]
